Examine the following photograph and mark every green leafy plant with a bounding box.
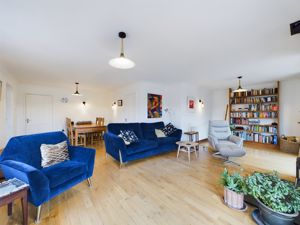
[220,168,246,194]
[245,171,300,214]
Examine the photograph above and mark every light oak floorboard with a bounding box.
[0,141,296,225]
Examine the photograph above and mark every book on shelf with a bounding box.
[231,87,278,98]
[230,96,278,104]
[233,131,278,145]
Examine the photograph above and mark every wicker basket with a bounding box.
[280,137,300,154]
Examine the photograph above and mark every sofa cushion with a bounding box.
[107,123,143,138]
[42,161,86,189]
[40,141,69,168]
[162,123,178,136]
[157,137,178,145]
[141,122,165,140]
[120,130,139,144]
[126,139,158,155]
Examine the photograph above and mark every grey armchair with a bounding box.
[208,120,245,165]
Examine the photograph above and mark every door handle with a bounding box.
[26,118,30,123]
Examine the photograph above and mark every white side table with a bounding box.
[176,141,199,163]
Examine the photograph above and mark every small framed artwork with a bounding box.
[117,100,123,107]
[187,96,196,112]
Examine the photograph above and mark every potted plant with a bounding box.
[220,168,246,210]
[245,171,300,225]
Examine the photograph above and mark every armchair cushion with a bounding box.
[42,161,86,188]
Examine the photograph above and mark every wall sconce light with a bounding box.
[82,101,86,106]
[199,99,205,108]
[112,101,117,109]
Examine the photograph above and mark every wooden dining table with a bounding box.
[73,123,107,146]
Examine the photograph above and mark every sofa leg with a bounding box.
[87,178,92,187]
[35,205,42,224]
[119,150,124,168]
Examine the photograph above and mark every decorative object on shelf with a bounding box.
[60,97,69,103]
[245,171,300,225]
[187,96,196,112]
[147,93,162,118]
[72,82,81,96]
[82,101,86,106]
[199,99,205,108]
[117,100,123,107]
[220,168,247,211]
[233,76,247,93]
[109,32,135,69]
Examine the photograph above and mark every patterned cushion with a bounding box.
[40,141,70,168]
[120,130,139,144]
[118,134,131,145]
[162,123,177,136]
[155,129,166,138]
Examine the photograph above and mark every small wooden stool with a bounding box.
[176,141,199,163]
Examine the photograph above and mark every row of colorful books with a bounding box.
[231,88,278,97]
[234,125,277,133]
[230,111,278,118]
[231,96,278,104]
[233,131,278,144]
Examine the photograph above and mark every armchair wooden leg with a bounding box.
[35,205,42,224]
[87,178,92,187]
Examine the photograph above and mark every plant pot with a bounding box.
[257,198,299,225]
[224,187,244,210]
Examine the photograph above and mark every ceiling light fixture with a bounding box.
[233,76,247,93]
[109,32,135,69]
[72,82,81,96]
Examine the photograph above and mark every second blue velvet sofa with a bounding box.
[104,122,182,164]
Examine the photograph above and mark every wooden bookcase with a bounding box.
[229,81,280,146]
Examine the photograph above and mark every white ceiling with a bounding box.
[0,0,300,91]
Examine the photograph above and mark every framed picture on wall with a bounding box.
[187,96,196,112]
[147,93,162,118]
[117,100,123,107]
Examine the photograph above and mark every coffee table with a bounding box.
[176,141,199,163]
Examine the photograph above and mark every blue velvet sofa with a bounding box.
[104,122,182,165]
[0,131,95,222]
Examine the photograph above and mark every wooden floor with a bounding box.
[0,141,297,225]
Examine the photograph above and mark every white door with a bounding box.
[25,94,53,134]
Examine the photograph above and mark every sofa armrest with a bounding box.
[169,129,182,141]
[0,160,50,206]
[104,132,127,162]
[228,135,243,147]
[208,135,219,150]
[68,146,96,178]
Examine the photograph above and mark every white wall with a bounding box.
[0,67,18,147]
[280,77,300,136]
[16,84,113,135]
[111,81,213,140]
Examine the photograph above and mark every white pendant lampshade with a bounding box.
[233,76,247,93]
[109,32,135,69]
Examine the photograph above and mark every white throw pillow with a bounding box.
[118,134,131,145]
[155,129,166,138]
[40,141,69,168]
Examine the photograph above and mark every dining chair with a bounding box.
[92,117,105,144]
[66,118,86,146]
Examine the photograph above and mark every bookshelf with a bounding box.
[229,81,280,146]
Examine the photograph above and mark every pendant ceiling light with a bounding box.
[109,32,135,69]
[233,76,247,93]
[72,82,81,96]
